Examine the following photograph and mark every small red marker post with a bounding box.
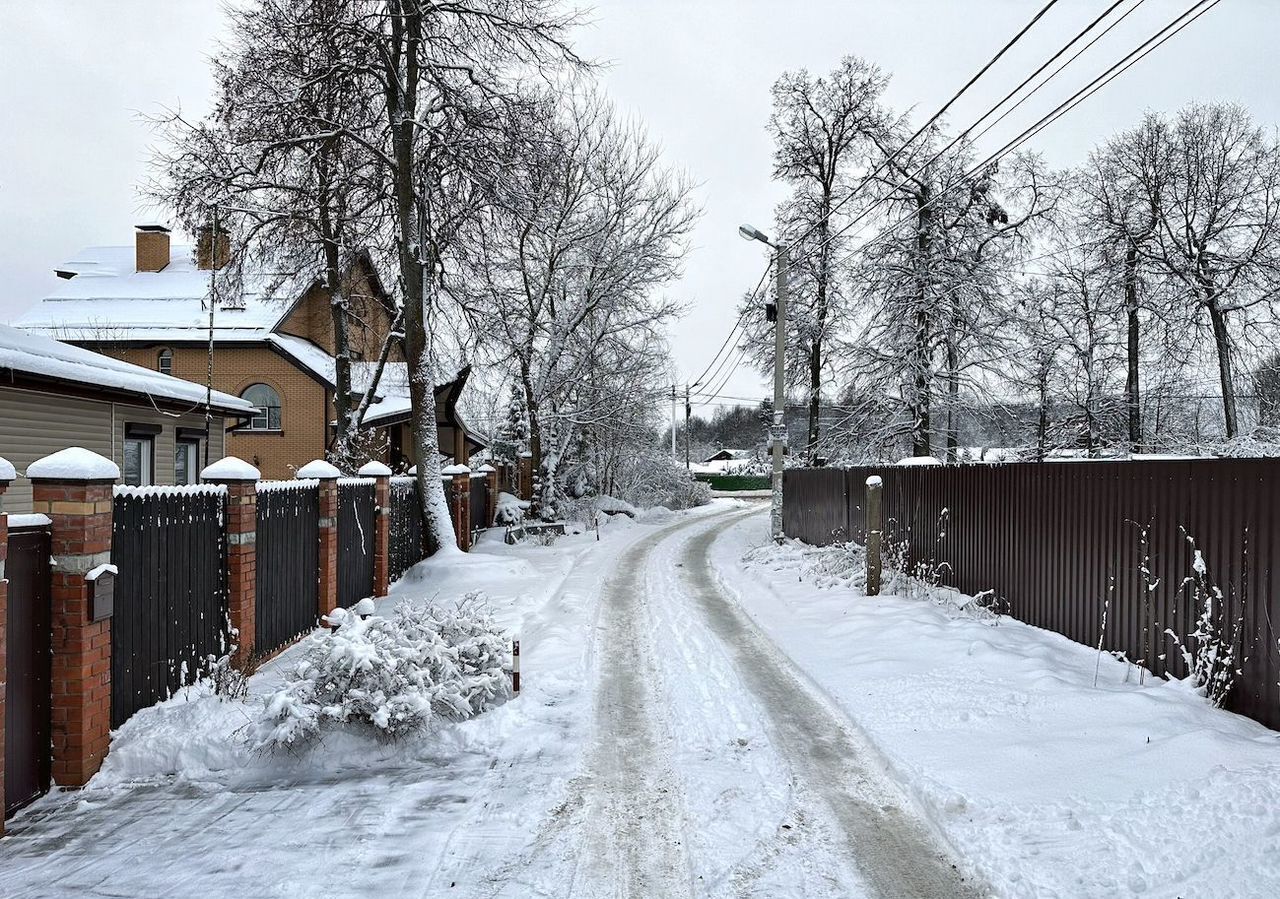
[512,639,521,695]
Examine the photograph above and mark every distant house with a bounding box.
[691,448,754,476]
[0,323,255,511]
[701,448,749,464]
[15,225,481,478]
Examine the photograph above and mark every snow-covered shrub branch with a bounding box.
[1165,532,1244,708]
[254,594,511,748]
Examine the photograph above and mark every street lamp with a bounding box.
[740,222,788,543]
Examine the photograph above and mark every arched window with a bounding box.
[157,348,173,376]
[242,383,282,431]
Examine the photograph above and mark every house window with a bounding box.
[175,439,200,484]
[242,383,282,431]
[123,423,159,485]
[157,348,173,376]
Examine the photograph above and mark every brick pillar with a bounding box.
[298,460,341,619]
[203,456,260,666]
[0,457,12,832]
[358,461,393,595]
[477,464,498,527]
[28,447,119,788]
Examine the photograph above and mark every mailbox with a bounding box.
[87,565,116,622]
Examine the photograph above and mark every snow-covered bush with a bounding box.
[494,491,529,525]
[254,595,511,748]
[609,451,711,511]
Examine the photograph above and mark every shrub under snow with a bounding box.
[254,594,511,748]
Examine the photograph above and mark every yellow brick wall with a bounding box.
[276,260,402,362]
[105,345,329,480]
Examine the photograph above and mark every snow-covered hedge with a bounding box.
[253,594,511,748]
[609,452,711,511]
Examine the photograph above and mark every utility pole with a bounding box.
[769,246,788,541]
[739,223,788,542]
[671,384,678,462]
[684,384,692,470]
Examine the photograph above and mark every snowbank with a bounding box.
[714,518,1280,898]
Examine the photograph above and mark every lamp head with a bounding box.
[738,224,770,245]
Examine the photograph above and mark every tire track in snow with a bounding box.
[679,511,989,899]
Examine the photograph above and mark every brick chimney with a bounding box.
[196,225,231,271]
[135,224,171,273]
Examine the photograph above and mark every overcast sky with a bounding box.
[2,0,1277,406]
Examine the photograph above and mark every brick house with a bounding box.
[15,225,481,479]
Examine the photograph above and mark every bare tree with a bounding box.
[472,91,696,518]
[1143,103,1280,439]
[739,57,889,462]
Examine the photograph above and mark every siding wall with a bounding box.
[0,385,226,512]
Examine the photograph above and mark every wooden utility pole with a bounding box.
[684,384,692,470]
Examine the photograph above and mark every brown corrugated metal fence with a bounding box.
[783,460,1280,730]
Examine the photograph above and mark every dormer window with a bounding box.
[157,348,173,376]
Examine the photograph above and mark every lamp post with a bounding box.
[739,224,788,542]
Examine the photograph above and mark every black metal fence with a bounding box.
[110,488,229,728]
[389,477,425,582]
[338,479,377,608]
[256,483,319,654]
[784,460,1280,730]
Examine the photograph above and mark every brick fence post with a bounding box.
[28,447,119,788]
[203,456,260,666]
[358,461,393,596]
[443,465,471,551]
[0,456,13,832]
[297,460,341,620]
[475,464,498,527]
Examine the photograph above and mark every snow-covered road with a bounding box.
[0,505,979,897]
[7,501,1275,897]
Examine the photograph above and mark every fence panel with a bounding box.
[783,460,1280,730]
[5,523,52,815]
[389,478,425,582]
[110,487,228,728]
[338,479,377,608]
[255,483,319,654]
[470,475,488,531]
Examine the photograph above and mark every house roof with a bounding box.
[15,244,309,342]
[0,323,257,416]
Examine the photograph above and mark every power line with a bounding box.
[819,0,1223,276]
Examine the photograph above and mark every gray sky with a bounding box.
[2,0,1277,405]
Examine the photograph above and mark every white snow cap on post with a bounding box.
[441,464,471,476]
[27,447,120,481]
[357,461,393,477]
[0,455,15,481]
[475,464,496,474]
[866,475,883,487]
[201,456,260,481]
[296,459,341,479]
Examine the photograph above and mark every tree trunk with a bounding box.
[910,186,933,458]
[389,1,456,554]
[1036,374,1048,462]
[1124,244,1142,453]
[1207,297,1239,439]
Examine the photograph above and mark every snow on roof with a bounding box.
[0,455,15,481]
[296,459,341,479]
[26,446,120,480]
[15,244,309,342]
[0,324,256,415]
[201,456,261,481]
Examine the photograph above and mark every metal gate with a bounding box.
[110,489,229,728]
[256,484,319,654]
[5,523,52,816]
[389,479,425,582]
[337,480,376,608]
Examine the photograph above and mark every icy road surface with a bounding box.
[0,505,980,898]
